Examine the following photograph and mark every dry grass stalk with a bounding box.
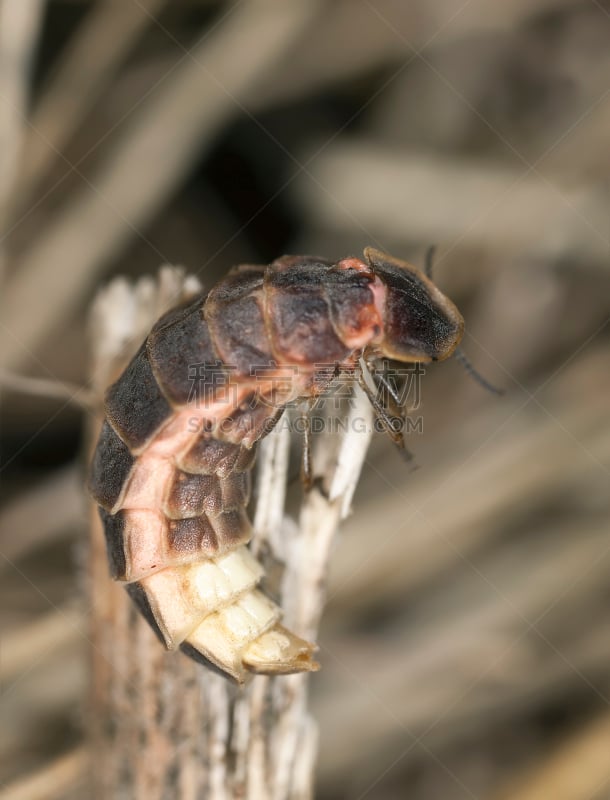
[0,0,321,371]
[493,713,610,800]
[0,0,45,234]
[295,142,609,265]
[87,267,373,798]
[250,0,571,109]
[15,0,167,207]
[0,747,88,800]
[0,604,83,684]
[0,464,82,565]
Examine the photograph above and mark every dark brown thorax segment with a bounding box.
[363,247,464,362]
[329,259,383,349]
[104,345,173,453]
[262,255,385,365]
[204,268,274,378]
[147,297,222,407]
[264,259,351,365]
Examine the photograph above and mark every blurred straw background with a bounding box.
[1,1,609,798]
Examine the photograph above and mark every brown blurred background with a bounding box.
[1,1,609,798]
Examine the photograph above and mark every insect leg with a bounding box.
[357,367,414,463]
[299,406,314,491]
[366,358,402,410]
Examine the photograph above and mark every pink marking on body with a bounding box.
[120,455,175,511]
[336,257,374,276]
[335,256,387,330]
[334,257,387,349]
[369,276,387,337]
[336,275,387,351]
[145,410,204,458]
[146,387,256,460]
[246,370,316,406]
[121,372,316,515]
[122,509,167,580]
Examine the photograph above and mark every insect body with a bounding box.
[88,248,464,682]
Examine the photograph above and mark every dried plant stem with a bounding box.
[297,142,609,265]
[0,368,94,408]
[0,604,83,684]
[16,0,167,207]
[0,0,45,239]
[0,464,82,565]
[493,712,610,800]
[0,0,321,371]
[0,747,88,800]
[87,269,373,799]
[250,0,569,110]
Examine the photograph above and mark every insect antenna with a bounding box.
[422,246,503,396]
[453,348,504,396]
[424,244,437,280]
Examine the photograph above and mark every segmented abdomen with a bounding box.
[88,258,377,682]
